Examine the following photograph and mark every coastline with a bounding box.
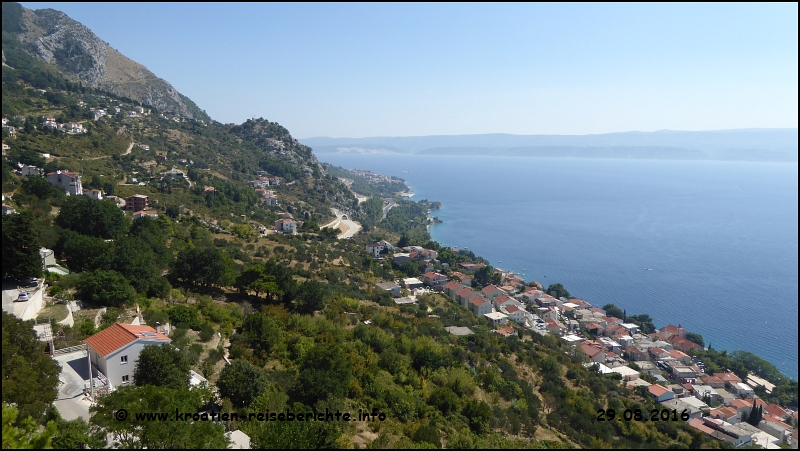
[318,153,797,382]
[360,159,796,380]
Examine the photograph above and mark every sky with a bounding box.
[20,3,800,138]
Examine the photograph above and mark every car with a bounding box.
[16,292,30,302]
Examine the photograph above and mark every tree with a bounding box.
[295,280,328,314]
[217,360,269,408]
[602,304,624,319]
[235,264,282,301]
[56,196,127,239]
[2,312,61,422]
[20,175,63,200]
[546,283,571,299]
[462,399,492,434]
[474,265,501,287]
[291,343,352,407]
[2,212,43,280]
[685,332,705,348]
[241,311,281,356]
[51,417,105,450]
[172,247,234,289]
[133,344,190,389]
[55,230,116,273]
[2,404,56,449]
[90,385,228,449]
[76,270,137,307]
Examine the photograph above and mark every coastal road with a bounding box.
[382,198,396,219]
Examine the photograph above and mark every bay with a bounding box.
[317,153,799,379]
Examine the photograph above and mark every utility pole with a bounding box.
[86,343,94,401]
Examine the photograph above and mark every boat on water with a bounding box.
[644,267,653,271]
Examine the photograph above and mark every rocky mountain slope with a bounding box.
[2,2,209,121]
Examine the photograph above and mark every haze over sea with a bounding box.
[317,153,799,379]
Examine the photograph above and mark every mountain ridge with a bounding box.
[300,128,799,161]
[2,2,210,121]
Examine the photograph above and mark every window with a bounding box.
[121,355,128,364]
[122,375,129,383]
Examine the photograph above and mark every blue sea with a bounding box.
[317,153,799,380]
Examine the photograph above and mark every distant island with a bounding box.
[300,128,799,162]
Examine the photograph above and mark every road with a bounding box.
[322,208,362,239]
[382,198,397,219]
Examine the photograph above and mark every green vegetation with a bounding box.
[2,312,61,422]
[1,23,794,448]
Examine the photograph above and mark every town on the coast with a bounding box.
[365,238,799,448]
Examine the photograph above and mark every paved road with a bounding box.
[382,199,396,219]
[322,208,361,239]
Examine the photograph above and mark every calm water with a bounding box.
[317,153,799,379]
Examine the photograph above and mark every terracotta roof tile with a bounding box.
[86,323,170,357]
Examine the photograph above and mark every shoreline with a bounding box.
[404,174,797,383]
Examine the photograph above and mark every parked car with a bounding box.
[16,292,30,302]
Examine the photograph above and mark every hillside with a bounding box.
[2,2,209,121]
[4,4,792,450]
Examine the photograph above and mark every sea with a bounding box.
[316,153,799,380]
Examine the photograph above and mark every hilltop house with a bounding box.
[366,240,394,258]
[85,323,171,389]
[423,272,447,288]
[46,170,83,196]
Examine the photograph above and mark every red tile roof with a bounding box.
[86,323,170,357]
[495,326,515,336]
[687,418,715,435]
[648,384,670,397]
[713,372,742,383]
[505,305,521,313]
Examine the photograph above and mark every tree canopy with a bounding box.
[133,344,191,390]
[2,211,43,280]
[217,360,269,408]
[2,312,61,422]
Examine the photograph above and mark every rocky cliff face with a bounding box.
[3,4,209,120]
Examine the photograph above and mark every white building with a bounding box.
[85,323,171,389]
[366,240,394,258]
[46,170,83,196]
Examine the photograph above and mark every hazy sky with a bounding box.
[21,3,799,138]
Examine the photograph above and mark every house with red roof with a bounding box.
[456,287,479,308]
[469,296,492,316]
[625,346,649,361]
[481,285,504,300]
[503,304,527,324]
[649,384,676,403]
[494,325,516,337]
[579,341,605,363]
[668,334,700,352]
[649,347,670,360]
[714,371,743,385]
[423,272,447,288]
[700,374,726,388]
[86,323,171,389]
[444,280,463,298]
[669,349,692,364]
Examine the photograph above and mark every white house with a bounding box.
[85,189,103,200]
[484,311,509,327]
[274,218,297,234]
[401,278,424,290]
[21,165,41,176]
[366,240,394,258]
[469,296,493,316]
[503,304,527,324]
[46,170,83,196]
[85,323,171,389]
